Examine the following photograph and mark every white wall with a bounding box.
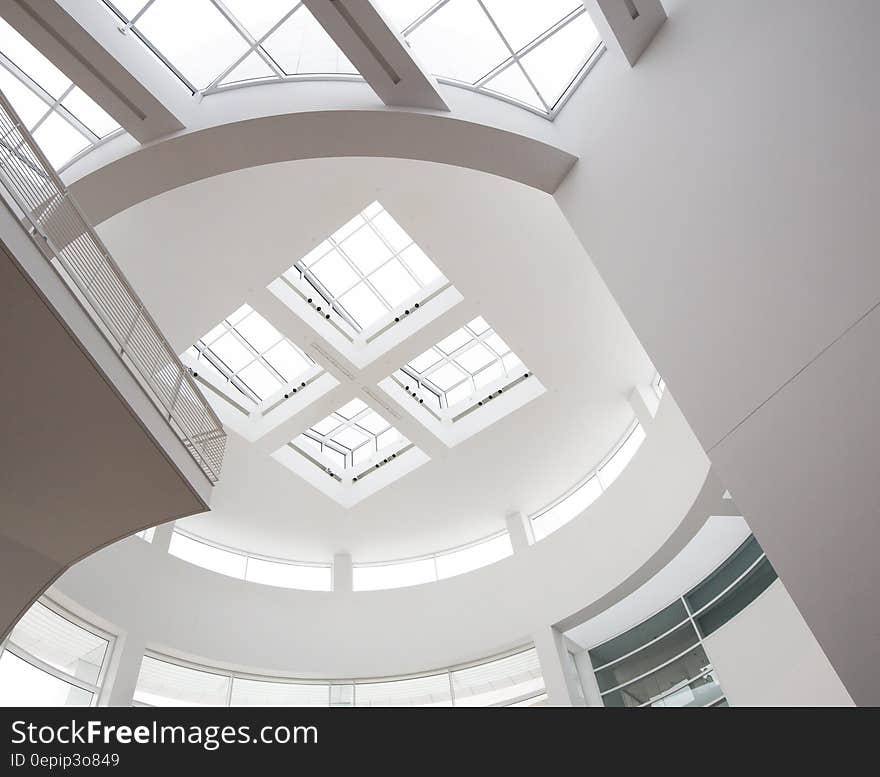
[552,0,880,704]
[704,580,853,707]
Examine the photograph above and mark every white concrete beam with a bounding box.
[3,0,185,142]
[587,0,667,67]
[304,0,448,111]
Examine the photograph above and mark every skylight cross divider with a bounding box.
[203,0,299,90]
[473,0,551,113]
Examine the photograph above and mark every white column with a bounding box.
[150,521,174,554]
[505,511,532,553]
[532,626,584,706]
[573,649,605,707]
[333,552,353,593]
[99,631,146,707]
[628,384,658,430]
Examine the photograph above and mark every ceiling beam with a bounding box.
[303,0,448,111]
[587,0,667,67]
[2,0,185,143]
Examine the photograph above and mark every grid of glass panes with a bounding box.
[281,201,445,336]
[294,398,407,473]
[102,0,357,94]
[375,0,602,114]
[186,304,315,405]
[0,18,121,169]
[0,601,110,707]
[401,316,526,413]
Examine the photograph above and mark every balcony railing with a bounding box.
[0,90,226,482]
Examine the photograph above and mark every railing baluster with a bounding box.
[0,90,226,482]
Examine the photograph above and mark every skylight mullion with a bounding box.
[298,265,362,332]
[28,82,75,137]
[474,0,550,111]
[401,0,452,36]
[362,212,420,285]
[204,0,290,90]
[505,5,587,70]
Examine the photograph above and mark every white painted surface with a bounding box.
[704,580,854,707]
[552,0,880,703]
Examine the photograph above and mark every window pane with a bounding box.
[61,88,119,137]
[406,0,510,84]
[355,674,452,707]
[451,648,544,707]
[245,558,332,591]
[32,112,89,168]
[0,652,92,706]
[481,0,582,51]
[134,656,230,706]
[598,423,645,489]
[532,475,602,539]
[230,678,329,706]
[520,11,601,107]
[8,602,107,685]
[136,0,249,89]
[263,6,357,75]
[435,534,513,579]
[353,558,437,591]
[168,532,247,579]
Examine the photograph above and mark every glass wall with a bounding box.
[0,601,111,707]
[134,647,544,708]
[585,536,777,707]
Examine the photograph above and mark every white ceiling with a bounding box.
[96,155,654,561]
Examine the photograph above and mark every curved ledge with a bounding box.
[49,396,724,678]
[68,108,578,227]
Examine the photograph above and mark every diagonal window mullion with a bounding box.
[204,0,300,89]
[474,0,550,112]
[401,0,452,36]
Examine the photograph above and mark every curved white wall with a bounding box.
[52,394,717,679]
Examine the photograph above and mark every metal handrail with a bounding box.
[0,90,226,482]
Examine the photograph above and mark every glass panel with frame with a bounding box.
[278,201,447,339]
[398,316,529,417]
[102,1,357,93]
[375,0,602,114]
[292,398,408,476]
[134,656,230,707]
[185,303,316,407]
[0,601,110,707]
[354,673,453,707]
[0,17,121,168]
[450,648,544,707]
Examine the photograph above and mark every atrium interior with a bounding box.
[0,0,875,708]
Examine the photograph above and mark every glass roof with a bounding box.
[401,316,526,413]
[376,0,602,113]
[186,303,317,405]
[103,0,358,93]
[294,399,408,475]
[102,1,599,115]
[0,17,121,169]
[281,200,446,336]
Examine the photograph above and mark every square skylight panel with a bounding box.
[290,399,410,480]
[381,316,545,446]
[268,201,463,368]
[184,304,318,407]
[275,398,429,506]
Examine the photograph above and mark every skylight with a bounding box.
[0,17,121,169]
[292,399,409,478]
[185,304,316,406]
[375,0,602,114]
[401,316,527,415]
[276,201,449,340]
[102,0,357,93]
